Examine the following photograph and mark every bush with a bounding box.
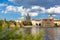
[54,23,58,27]
[0,28,44,40]
[23,21,32,26]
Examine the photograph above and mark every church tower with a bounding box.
[26,13,31,22]
[49,13,54,27]
[50,13,53,19]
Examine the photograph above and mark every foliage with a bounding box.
[23,21,32,26]
[0,20,3,26]
[0,26,19,40]
[0,20,44,40]
[54,23,58,27]
[0,27,44,40]
[9,20,15,23]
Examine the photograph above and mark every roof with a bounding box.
[54,20,60,22]
[32,19,41,21]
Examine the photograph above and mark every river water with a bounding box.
[20,27,60,40]
[0,27,60,40]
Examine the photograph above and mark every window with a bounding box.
[36,23,38,26]
[44,19,47,21]
[39,23,41,26]
[50,19,52,21]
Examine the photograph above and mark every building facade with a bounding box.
[16,13,60,27]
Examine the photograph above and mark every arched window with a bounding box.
[39,23,41,26]
[36,23,38,26]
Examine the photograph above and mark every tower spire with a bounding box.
[50,13,53,19]
[26,13,31,22]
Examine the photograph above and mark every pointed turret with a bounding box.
[50,13,53,19]
[26,13,31,22]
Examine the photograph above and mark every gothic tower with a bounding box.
[49,13,54,27]
[50,13,53,19]
[26,13,31,22]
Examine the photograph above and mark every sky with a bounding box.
[0,0,60,20]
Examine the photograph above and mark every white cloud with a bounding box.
[17,6,26,16]
[0,3,7,6]
[29,12,38,16]
[4,6,17,14]
[31,6,60,14]
[3,5,60,17]
[4,6,33,16]
[17,6,39,16]
[6,6,17,12]
[17,6,38,16]
[46,6,60,13]
[0,5,45,16]
[32,6,45,11]
[32,6,40,9]
[31,6,46,13]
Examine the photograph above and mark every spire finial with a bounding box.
[50,13,53,19]
[50,13,52,16]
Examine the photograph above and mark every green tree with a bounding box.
[9,20,15,23]
[0,20,4,35]
[54,23,58,27]
[0,26,19,40]
[35,29,44,40]
[23,21,32,26]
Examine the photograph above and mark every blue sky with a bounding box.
[0,0,60,20]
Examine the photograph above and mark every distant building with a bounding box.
[31,14,60,27]
[41,13,54,27]
[54,20,60,25]
[31,19,41,26]
[41,19,54,27]
[16,13,60,27]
